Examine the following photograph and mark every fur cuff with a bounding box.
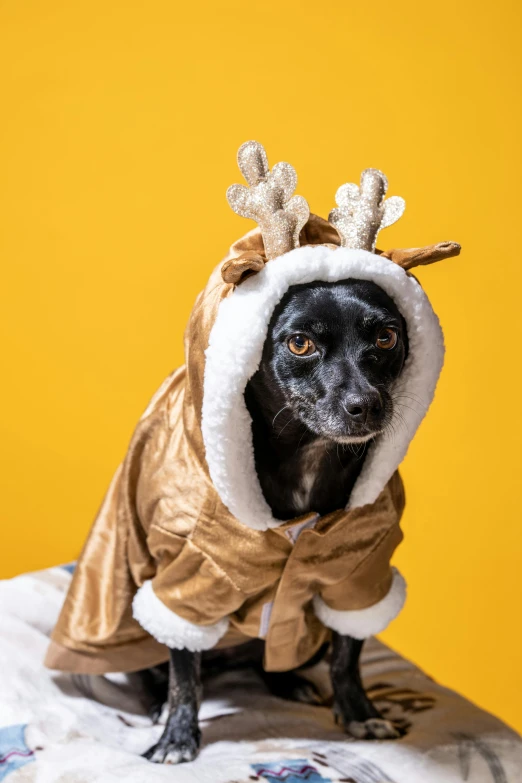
[313,568,406,639]
[132,580,229,652]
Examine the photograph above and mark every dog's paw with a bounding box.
[143,703,201,764]
[143,735,199,765]
[345,717,403,740]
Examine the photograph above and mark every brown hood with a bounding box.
[44,213,445,675]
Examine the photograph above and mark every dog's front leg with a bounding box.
[143,648,202,764]
[330,632,402,740]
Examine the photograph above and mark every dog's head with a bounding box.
[249,279,408,444]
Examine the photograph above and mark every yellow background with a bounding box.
[1,0,521,732]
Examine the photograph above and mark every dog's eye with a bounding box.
[376,327,398,350]
[287,334,316,356]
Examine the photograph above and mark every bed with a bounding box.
[1,564,520,782]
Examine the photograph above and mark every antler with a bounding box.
[329,169,405,252]
[226,141,310,261]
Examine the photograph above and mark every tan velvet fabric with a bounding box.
[378,241,461,270]
[45,216,405,674]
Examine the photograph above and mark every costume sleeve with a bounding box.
[132,525,245,651]
[313,525,406,640]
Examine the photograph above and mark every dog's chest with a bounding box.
[292,439,328,513]
[251,427,365,519]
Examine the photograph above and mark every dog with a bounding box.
[142,277,409,763]
[45,141,458,765]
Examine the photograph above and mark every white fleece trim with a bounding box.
[202,244,444,531]
[312,568,407,639]
[132,580,229,652]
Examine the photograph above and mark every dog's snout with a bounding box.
[344,391,382,423]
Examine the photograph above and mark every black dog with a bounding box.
[143,278,408,763]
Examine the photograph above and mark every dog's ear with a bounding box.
[221,251,266,285]
[378,241,461,271]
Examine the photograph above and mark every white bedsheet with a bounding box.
[0,565,521,782]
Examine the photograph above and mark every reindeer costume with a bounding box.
[46,142,459,675]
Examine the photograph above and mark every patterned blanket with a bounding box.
[1,565,521,782]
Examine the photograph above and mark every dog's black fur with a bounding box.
[144,279,409,763]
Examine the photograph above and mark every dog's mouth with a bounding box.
[290,396,391,446]
[333,429,383,444]
[294,413,387,445]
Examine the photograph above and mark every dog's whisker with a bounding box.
[294,426,309,455]
[272,405,290,428]
[388,408,409,440]
[323,442,333,465]
[382,408,405,442]
[392,411,408,436]
[392,388,427,405]
[392,394,427,413]
[394,401,425,418]
[392,392,426,405]
[276,415,295,439]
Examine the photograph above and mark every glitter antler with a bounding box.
[329,169,406,252]
[226,141,310,262]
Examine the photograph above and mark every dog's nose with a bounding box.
[344,392,382,423]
